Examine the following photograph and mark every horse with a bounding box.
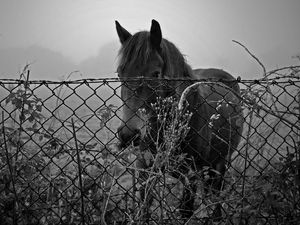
[116,19,243,221]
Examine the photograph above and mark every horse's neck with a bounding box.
[193,68,235,80]
[192,68,240,93]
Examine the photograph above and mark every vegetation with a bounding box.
[0,59,300,225]
[0,67,129,224]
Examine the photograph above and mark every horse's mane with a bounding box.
[118,31,193,78]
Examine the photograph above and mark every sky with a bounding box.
[0,0,300,79]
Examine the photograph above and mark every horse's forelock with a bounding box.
[118,31,151,73]
[160,40,193,78]
[117,31,193,79]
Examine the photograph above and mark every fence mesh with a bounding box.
[0,73,300,224]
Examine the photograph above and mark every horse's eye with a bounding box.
[152,71,161,78]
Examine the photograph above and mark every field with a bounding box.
[0,67,300,224]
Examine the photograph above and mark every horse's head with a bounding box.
[115,20,193,148]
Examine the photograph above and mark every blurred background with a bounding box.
[0,0,299,80]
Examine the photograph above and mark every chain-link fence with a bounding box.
[0,72,300,224]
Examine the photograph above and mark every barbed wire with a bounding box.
[1,74,300,85]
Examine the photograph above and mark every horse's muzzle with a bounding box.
[117,126,141,148]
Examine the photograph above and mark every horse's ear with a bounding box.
[150,19,162,50]
[115,21,132,44]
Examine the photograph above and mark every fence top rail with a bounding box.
[0,75,300,85]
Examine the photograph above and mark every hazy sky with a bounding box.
[0,0,300,79]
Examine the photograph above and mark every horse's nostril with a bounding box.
[132,128,141,142]
[133,129,141,137]
[118,126,141,148]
